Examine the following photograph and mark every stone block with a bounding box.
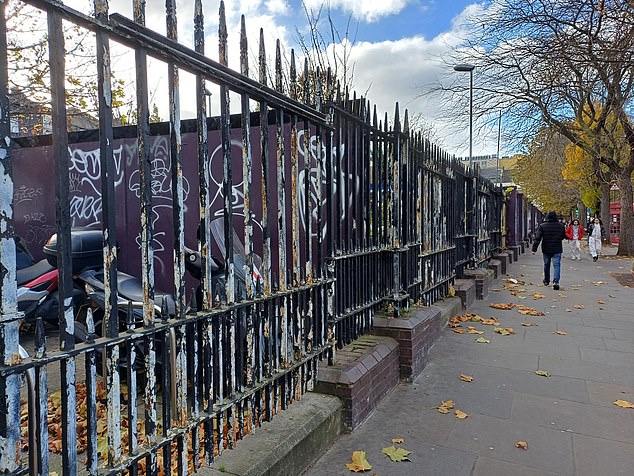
[493,253,508,275]
[487,259,502,279]
[463,268,495,300]
[314,335,399,430]
[453,278,476,309]
[373,306,442,381]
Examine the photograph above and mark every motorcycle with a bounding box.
[15,236,86,328]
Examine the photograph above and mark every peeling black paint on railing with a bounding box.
[0,0,515,473]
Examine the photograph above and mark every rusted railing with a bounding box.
[0,0,506,474]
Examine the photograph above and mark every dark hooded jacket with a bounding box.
[532,212,566,255]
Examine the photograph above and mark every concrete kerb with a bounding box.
[200,392,343,476]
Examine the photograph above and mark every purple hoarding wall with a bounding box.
[13,119,335,291]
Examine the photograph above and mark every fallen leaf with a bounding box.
[565,308,573,312]
[448,285,456,297]
[490,303,516,310]
[614,400,634,409]
[474,337,491,344]
[494,327,515,335]
[515,441,528,450]
[592,281,607,285]
[535,370,551,378]
[597,300,606,304]
[346,451,373,472]
[451,328,465,334]
[558,293,568,298]
[392,438,404,444]
[467,327,485,335]
[382,446,412,462]
[609,294,617,298]
[574,304,585,309]
[437,400,455,414]
[554,330,567,336]
[455,409,469,419]
[531,292,545,299]
[459,373,474,382]
[518,308,545,316]
[480,317,501,326]
[521,322,538,327]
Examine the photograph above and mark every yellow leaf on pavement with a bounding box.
[474,337,491,344]
[531,292,545,299]
[494,327,515,335]
[565,308,573,312]
[480,317,501,326]
[437,400,454,414]
[614,400,634,409]
[382,446,412,462]
[535,370,551,378]
[515,441,528,450]
[554,330,567,336]
[345,451,372,472]
[467,327,485,335]
[490,303,516,310]
[574,304,585,309]
[521,322,538,327]
[597,300,606,304]
[392,438,404,444]
[459,373,474,382]
[455,409,469,419]
[451,328,465,334]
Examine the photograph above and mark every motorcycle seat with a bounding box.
[16,259,55,286]
[116,272,177,316]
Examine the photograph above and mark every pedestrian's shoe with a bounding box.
[543,281,550,286]
[593,256,598,262]
[553,284,560,291]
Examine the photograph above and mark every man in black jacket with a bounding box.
[531,211,567,290]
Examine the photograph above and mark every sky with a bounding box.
[63,0,497,158]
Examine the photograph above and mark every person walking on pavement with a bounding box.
[587,217,606,261]
[532,211,566,290]
[565,219,584,260]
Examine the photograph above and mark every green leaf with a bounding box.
[535,370,551,378]
[382,446,412,462]
[474,337,491,344]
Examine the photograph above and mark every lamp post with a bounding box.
[454,63,475,167]
[204,88,212,117]
[496,109,502,186]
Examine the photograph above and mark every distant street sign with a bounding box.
[610,183,619,191]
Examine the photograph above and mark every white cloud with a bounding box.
[303,0,410,23]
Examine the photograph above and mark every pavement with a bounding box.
[303,245,634,476]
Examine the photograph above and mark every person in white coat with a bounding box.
[587,217,606,261]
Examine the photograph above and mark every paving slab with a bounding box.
[539,355,634,385]
[579,346,634,367]
[573,434,634,476]
[472,456,563,476]
[444,413,574,475]
[510,392,634,442]
[585,380,634,407]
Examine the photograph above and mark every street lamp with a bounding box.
[454,63,475,167]
[204,88,212,117]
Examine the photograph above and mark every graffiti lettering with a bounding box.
[14,185,43,204]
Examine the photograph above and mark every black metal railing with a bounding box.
[0,0,512,474]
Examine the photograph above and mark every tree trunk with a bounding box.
[601,182,611,244]
[617,168,634,256]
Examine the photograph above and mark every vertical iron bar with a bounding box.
[0,4,21,472]
[194,0,213,311]
[239,17,256,394]
[258,30,272,296]
[47,10,79,473]
[132,1,158,471]
[275,41,289,367]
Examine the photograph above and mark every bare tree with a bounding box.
[440,0,634,255]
